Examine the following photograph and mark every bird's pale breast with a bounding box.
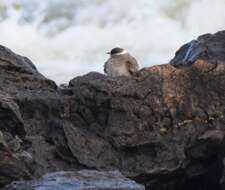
[106,57,130,77]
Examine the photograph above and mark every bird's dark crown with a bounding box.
[110,47,124,55]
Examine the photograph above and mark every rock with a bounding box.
[63,31,225,189]
[179,130,225,190]
[1,30,225,190]
[0,45,37,75]
[170,40,206,67]
[0,130,14,157]
[132,129,225,190]
[0,45,82,187]
[0,91,25,136]
[3,170,145,190]
[63,121,119,169]
[185,129,225,160]
[0,45,59,136]
[170,30,225,67]
[8,135,23,152]
[0,131,31,188]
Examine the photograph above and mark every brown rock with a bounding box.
[1,31,225,190]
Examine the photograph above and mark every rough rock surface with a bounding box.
[170,30,225,67]
[1,31,225,190]
[3,170,145,190]
[0,45,83,187]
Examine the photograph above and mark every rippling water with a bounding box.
[0,0,225,84]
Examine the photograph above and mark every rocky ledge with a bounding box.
[1,31,225,190]
[3,170,145,190]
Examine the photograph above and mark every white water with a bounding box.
[0,0,225,84]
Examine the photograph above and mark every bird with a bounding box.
[104,47,139,77]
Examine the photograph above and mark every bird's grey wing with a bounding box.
[127,56,139,74]
[104,61,109,74]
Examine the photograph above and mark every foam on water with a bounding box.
[0,0,225,84]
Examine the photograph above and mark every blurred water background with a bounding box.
[0,0,225,84]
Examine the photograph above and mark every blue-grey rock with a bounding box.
[3,170,145,190]
[170,30,225,67]
[170,40,206,67]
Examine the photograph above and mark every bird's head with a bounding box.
[107,47,128,57]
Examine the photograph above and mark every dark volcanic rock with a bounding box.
[0,131,31,188]
[170,40,206,67]
[63,31,225,189]
[3,170,145,190]
[170,30,225,67]
[64,61,225,189]
[0,91,25,136]
[0,45,83,187]
[1,31,225,190]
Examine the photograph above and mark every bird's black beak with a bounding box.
[107,52,110,54]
